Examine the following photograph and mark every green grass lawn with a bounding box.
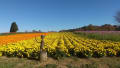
[0,56,120,68]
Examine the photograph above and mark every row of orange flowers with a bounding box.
[0,33,48,45]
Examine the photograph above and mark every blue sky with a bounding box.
[0,0,120,32]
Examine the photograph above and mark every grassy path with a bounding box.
[0,56,120,68]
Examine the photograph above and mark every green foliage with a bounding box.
[80,64,98,68]
[45,64,57,68]
[49,48,67,60]
[66,64,79,68]
[0,33,16,36]
[10,22,19,32]
[76,50,93,58]
[66,63,99,68]
[0,62,17,68]
[108,64,120,68]
[75,32,120,42]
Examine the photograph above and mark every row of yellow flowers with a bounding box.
[0,32,120,59]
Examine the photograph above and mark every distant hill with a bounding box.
[60,24,120,32]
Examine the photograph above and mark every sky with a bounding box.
[0,0,120,32]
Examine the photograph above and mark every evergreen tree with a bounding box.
[10,22,19,32]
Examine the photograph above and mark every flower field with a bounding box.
[0,33,47,45]
[0,32,120,59]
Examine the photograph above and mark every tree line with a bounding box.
[60,24,120,32]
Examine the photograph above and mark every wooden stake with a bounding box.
[39,35,47,62]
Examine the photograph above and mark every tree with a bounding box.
[38,30,42,32]
[101,24,116,31]
[32,29,37,32]
[10,22,19,32]
[114,11,120,23]
[114,11,120,30]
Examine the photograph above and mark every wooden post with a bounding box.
[40,35,45,52]
[39,35,47,62]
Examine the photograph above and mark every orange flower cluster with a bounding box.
[0,33,48,45]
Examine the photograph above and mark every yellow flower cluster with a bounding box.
[0,32,120,58]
